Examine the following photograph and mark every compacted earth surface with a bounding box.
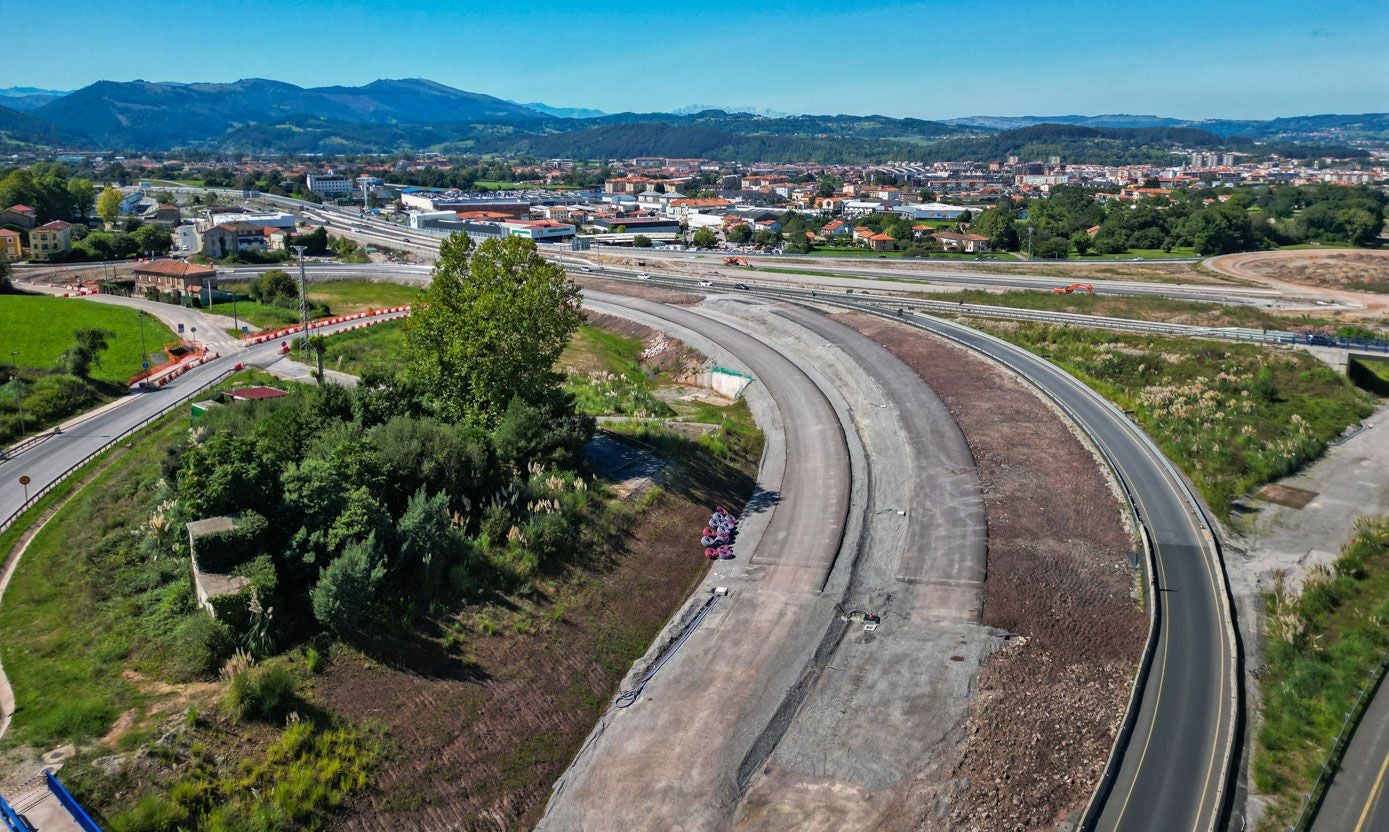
[837,312,1146,831]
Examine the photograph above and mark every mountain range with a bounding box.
[0,79,1383,162]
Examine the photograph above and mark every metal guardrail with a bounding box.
[44,771,101,832]
[0,367,236,536]
[1292,653,1389,831]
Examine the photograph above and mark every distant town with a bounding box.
[2,142,1385,270]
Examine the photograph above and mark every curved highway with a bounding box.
[582,269,1241,832]
[538,290,854,829]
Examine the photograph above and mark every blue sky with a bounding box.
[3,0,1386,119]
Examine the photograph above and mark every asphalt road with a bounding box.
[1311,674,1389,832]
[538,291,854,830]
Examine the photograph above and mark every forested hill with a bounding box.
[7,76,1382,161]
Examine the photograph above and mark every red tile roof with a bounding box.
[132,259,217,278]
[227,386,290,401]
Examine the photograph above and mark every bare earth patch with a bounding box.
[836,312,1145,831]
[575,276,701,305]
[1208,250,1389,315]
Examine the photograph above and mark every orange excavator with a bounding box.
[723,256,751,267]
[1052,283,1094,294]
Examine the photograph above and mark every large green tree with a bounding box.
[691,227,719,248]
[404,234,585,425]
[96,187,123,226]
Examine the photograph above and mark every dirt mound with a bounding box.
[837,313,1144,831]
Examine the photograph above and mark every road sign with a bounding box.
[142,361,150,369]
[18,475,30,485]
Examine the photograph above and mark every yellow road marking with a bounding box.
[1354,749,1389,832]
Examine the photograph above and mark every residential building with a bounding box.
[0,228,22,258]
[603,177,659,195]
[0,204,37,229]
[144,204,182,227]
[820,219,850,238]
[306,173,353,198]
[932,231,991,253]
[866,232,895,252]
[28,220,71,257]
[201,222,286,258]
[132,259,218,296]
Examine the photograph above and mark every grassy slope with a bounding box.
[922,289,1382,335]
[974,322,1375,515]
[560,324,675,418]
[0,295,178,384]
[0,414,194,749]
[0,371,292,750]
[1253,517,1389,830]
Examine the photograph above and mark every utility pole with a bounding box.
[291,244,308,353]
[1027,225,1035,261]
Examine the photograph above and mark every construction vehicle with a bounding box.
[723,256,751,267]
[1052,283,1095,294]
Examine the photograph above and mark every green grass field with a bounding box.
[211,280,423,331]
[0,295,178,384]
[976,322,1376,515]
[306,279,422,313]
[1072,247,1198,260]
[321,318,408,376]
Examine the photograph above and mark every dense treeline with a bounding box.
[0,162,95,224]
[159,235,592,664]
[969,183,1386,257]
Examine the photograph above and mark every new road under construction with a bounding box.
[534,270,1238,831]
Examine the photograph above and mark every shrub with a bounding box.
[173,615,236,679]
[223,663,299,723]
